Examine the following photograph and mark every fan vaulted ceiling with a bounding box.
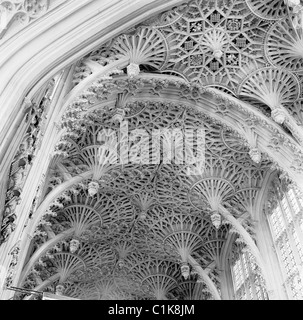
[8,0,303,300]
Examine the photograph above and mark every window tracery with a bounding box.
[267,183,303,299]
[231,244,268,300]
[265,19,303,72]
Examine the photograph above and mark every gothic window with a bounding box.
[267,187,303,300]
[231,245,268,300]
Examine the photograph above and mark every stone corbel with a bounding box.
[127,62,140,78]
[235,122,261,163]
[271,105,303,145]
[271,105,287,125]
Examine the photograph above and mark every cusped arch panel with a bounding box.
[141,274,179,299]
[238,67,300,109]
[221,129,250,154]
[265,18,303,72]
[111,27,170,70]
[51,252,87,283]
[177,280,211,300]
[77,242,115,268]
[189,177,235,210]
[60,205,102,235]
[63,281,100,300]
[245,0,288,20]
[233,187,260,212]
[128,258,180,299]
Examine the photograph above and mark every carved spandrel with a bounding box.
[0,1,50,40]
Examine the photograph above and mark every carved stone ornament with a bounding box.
[0,0,50,39]
[139,210,147,220]
[127,63,140,78]
[268,134,286,152]
[210,211,221,229]
[69,239,80,254]
[249,148,262,164]
[291,152,303,173]
[55,283,65,296]
[117,258,125,268]
[180,262,190,280]
[4,243,20,288]
[111,107,126,123]
[271,107,286,124]
[87,180,99,197]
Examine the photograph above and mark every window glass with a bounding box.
[267,187,303,299]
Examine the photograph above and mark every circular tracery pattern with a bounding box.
[245,0,288,20]
[158,0,267,92]
[177,280,212,300]
[59,205,102,235]
[238,67,300,109]
[265,19,303,72]
[48,189,135,235]
[189,177,235,210]
[199,28,230,59]
[221,129,250,154]
[128,257,181,300]
[111,27,169,70]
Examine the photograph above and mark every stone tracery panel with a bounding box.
[245,0,288,20]
[126,257,181,300]
[157,0,267,92]
[238,67,300,111]
[265,18,303,72]
[111,27,170,71]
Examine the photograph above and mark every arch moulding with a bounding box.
[0,0,188,161]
